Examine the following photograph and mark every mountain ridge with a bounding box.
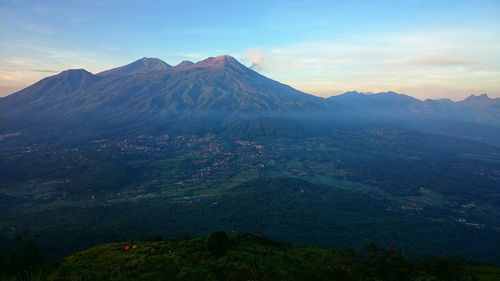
[2,56,496,104]
[0,55,325,141]
[1,55,499,144]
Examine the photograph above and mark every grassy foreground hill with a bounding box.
[1,232,499,281]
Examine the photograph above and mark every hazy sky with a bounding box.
[1,0,500,100]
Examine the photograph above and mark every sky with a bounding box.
[1,0,499,100]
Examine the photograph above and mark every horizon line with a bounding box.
[0,54,497,102]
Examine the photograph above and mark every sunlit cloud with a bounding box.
[0,46,120,96]
[1,1,499,100]
[406,56,478,67]
[29,69,59,73]
[246,28,500,100]
[244,49,265,70]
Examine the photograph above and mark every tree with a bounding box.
[207,231,230,257]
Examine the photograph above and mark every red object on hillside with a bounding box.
[388,244,395,252]
[124,245,130,252]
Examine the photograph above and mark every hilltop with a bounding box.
[2,232,499,281]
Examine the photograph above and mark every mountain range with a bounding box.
[2,55,500,265]
[1,55,499,143]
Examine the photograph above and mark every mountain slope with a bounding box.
[328,91,500,127]
[2,69,99,107]
[327,91,425,115]
[1,56,499,143]
[0,55,325,141]
[0,69,101,132]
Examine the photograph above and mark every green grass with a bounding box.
[467,266,500,281]
[2,233,498,281]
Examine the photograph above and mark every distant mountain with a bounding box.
[454,94,500,126]
[0,55,499,143]
[458,94,500,113]
[460,93,495,106]
[0,69,100,115]
[97,57,171,77]
[328,91,500,126]
[327,91,423,114]
[0,55,324,141]
[329,91,500,112]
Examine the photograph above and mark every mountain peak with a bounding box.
[1,68,99,104]
[55,69,97,85]
[459,94,498,108]
[214,54,238,62]
[424,98,454,106]
[463,93,491,101]
[129,57,171,70]
[332,91,408,99]
[59,68,93,76]
[137,57,168,64]
[98,57,170,77]
[342,91,365,96]
[174,60,194,69]
[377,91,401,96]
[194,55,244,69]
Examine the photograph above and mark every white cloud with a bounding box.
[246,28,500,100]
[0,45,121,96]
[244,49,265,69]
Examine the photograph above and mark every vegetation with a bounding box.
[1,130,499,264]
[1,232,499,281]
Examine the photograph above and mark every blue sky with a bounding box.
[1,0,499,100]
